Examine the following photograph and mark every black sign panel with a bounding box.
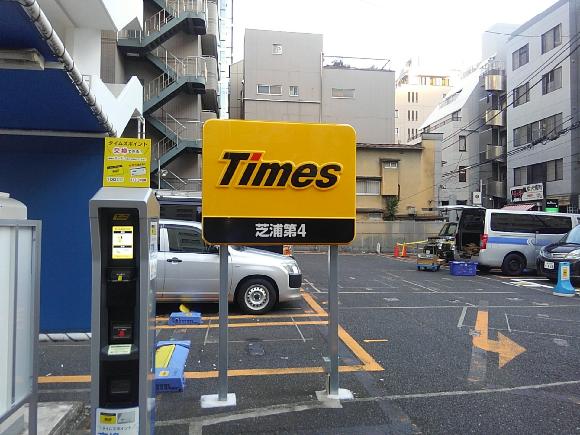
[203,217,355,245]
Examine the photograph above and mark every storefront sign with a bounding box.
[103,138,151,188]
[546,199,559,213]
[510,183,543,203]
[202,120,356,245]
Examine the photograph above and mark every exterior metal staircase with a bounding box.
[143,49,207,113]
[117,0,207,53]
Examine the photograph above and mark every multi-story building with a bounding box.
[231,29,442,220]
[115,0,230,190]
[506,0,580,212]
[421,64,484,206]
[395,59,454,144]
[420,25,517,208]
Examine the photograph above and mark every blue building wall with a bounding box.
[0,135,102,332]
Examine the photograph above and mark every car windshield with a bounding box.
[439,223,457,237]
[563,226,580,244]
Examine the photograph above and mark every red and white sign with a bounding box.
[510,183,543,203]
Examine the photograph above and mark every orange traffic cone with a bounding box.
[394,244,399,257]
[401,244,407,257]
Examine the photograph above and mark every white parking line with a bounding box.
[457,307,468,328]
[304,279,323,293]
[401,279,438,293]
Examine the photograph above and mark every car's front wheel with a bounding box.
[236,278,277,314]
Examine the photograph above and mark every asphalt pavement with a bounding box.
[38,253,580,434]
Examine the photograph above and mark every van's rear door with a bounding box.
[457,208,485,255]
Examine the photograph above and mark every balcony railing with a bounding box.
[484,109,506,127]
[486,144,505,160]
[144,56,207,101]
[117,0,206,41]
[487,180,506,197]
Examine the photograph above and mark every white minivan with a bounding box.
[456,208,580,275]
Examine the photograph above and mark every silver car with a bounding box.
[156,219,302,314]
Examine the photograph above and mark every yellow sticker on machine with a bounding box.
[99,412,117,424]
[103,138,151,188]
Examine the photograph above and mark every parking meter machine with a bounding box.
[89,188,159,435]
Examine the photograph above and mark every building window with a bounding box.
[408,92,411,103]
[368,213,383,221]
[415,92,419,103]
[289,85,299,97]
[513,124,531,147]
[331,88,355,99]
[459,135,466,152]
[512,44,529,70]
[272,44,283,55]
[257,84,282,95]
[384,161,398,169]
[451,110,461,121]
[514,166,527,186]
[542,66,562,95]
[395,127,399,135]
[542,24,562,54]
[547,158,563,181]
[356,179,381,195]
[395,109,398,118]
[513,82,530,107]
[458,166,467,183]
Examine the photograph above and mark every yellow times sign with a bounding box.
[202,120,356,245]
[103,138,151,188]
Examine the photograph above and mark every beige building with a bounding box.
[356,134,442,220]
[395,59,454,143]
[230,29,442,221]
[231,29,395,144]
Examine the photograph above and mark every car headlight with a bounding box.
[282,262,301,274]
[566,249,580,259]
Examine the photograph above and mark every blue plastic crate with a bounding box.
[450,261,478,276]
[168,311,202,325]
[155,340,190,394]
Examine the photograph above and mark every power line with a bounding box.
[434,31,580,153]
[483,30,571,38]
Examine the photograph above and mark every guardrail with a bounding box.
[0,220,41,435]
[117,0,207,41]
[144,57,207,102]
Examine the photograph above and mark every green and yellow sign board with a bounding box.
[202,119,356,245]
[103,138,151,188]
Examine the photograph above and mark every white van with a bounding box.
[456,208,580,275]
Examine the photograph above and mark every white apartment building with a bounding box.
[506,0,580,212]
[421,65,483,206]
[395,59,454,144]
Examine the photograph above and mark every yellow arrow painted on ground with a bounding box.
[473,309,526,368]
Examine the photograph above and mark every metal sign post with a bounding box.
[200,244,236,408]
[201,119,356,404]
[328,245,339,396]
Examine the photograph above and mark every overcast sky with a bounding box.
[233,0,560,73]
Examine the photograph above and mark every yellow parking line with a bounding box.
[185,364,380,379]
[38,375,90,384]
[363,339,388,343]
[301,292,327,317]
[38,292,383,385]
[156,320,328,330]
